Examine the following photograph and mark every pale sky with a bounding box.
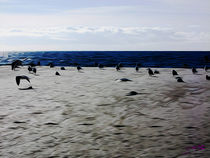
[0,0,210,51]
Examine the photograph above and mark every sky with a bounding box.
[0,0,210,51]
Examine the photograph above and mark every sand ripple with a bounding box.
[0,66,210,157]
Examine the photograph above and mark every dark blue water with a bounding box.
[1,51,210,68]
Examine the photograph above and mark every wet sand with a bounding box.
[0,66,210,158]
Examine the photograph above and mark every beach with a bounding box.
[0,66,210,158]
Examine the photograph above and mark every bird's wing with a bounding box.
[22,75,30,83]
[16,76,20,86]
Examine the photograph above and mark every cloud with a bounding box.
[0,1,209,51]
[0,26,173,38]
[1,26,209,47]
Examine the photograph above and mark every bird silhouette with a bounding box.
[116,65,120,71]
[28,66,32,72]
[172,70,178,76]
[148,68,154,76]
[48,63,54,68]
[32,68,37,74]
[77,66,82,71]
[118,63,123,68]
[55,72,60,76]
[192,67,197,74]
[16,75,30,86]
[11,60,22,70]
[176,77,184,82]
[61,67,65,70]
[98,64,104,69]
[135,64,139,72]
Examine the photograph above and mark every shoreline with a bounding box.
[0,64,209,68]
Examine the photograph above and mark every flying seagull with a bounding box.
[11,60,22,70]
[118,63,123,68]
[16,75,30,86]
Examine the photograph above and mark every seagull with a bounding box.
[206,75,210,80]
[61,67,65,70]
[148,68,154,76]
[119,78,132,82]
[98,64,104,69]
[48,63,54,68]
[16,75,30,86]
[116,65,120,71]
[192,67,197,74]
[32,67,37,74]
[55,72,60,76]
[126,91,138,96]
[118,63,123,68]
[176,77,184,82]
[11,60,22,70]
[135,64,139,72]
[172,70,178,76]
[28,66,32,73]
[77,65,82,71]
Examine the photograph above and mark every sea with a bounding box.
[0,51,210,68]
